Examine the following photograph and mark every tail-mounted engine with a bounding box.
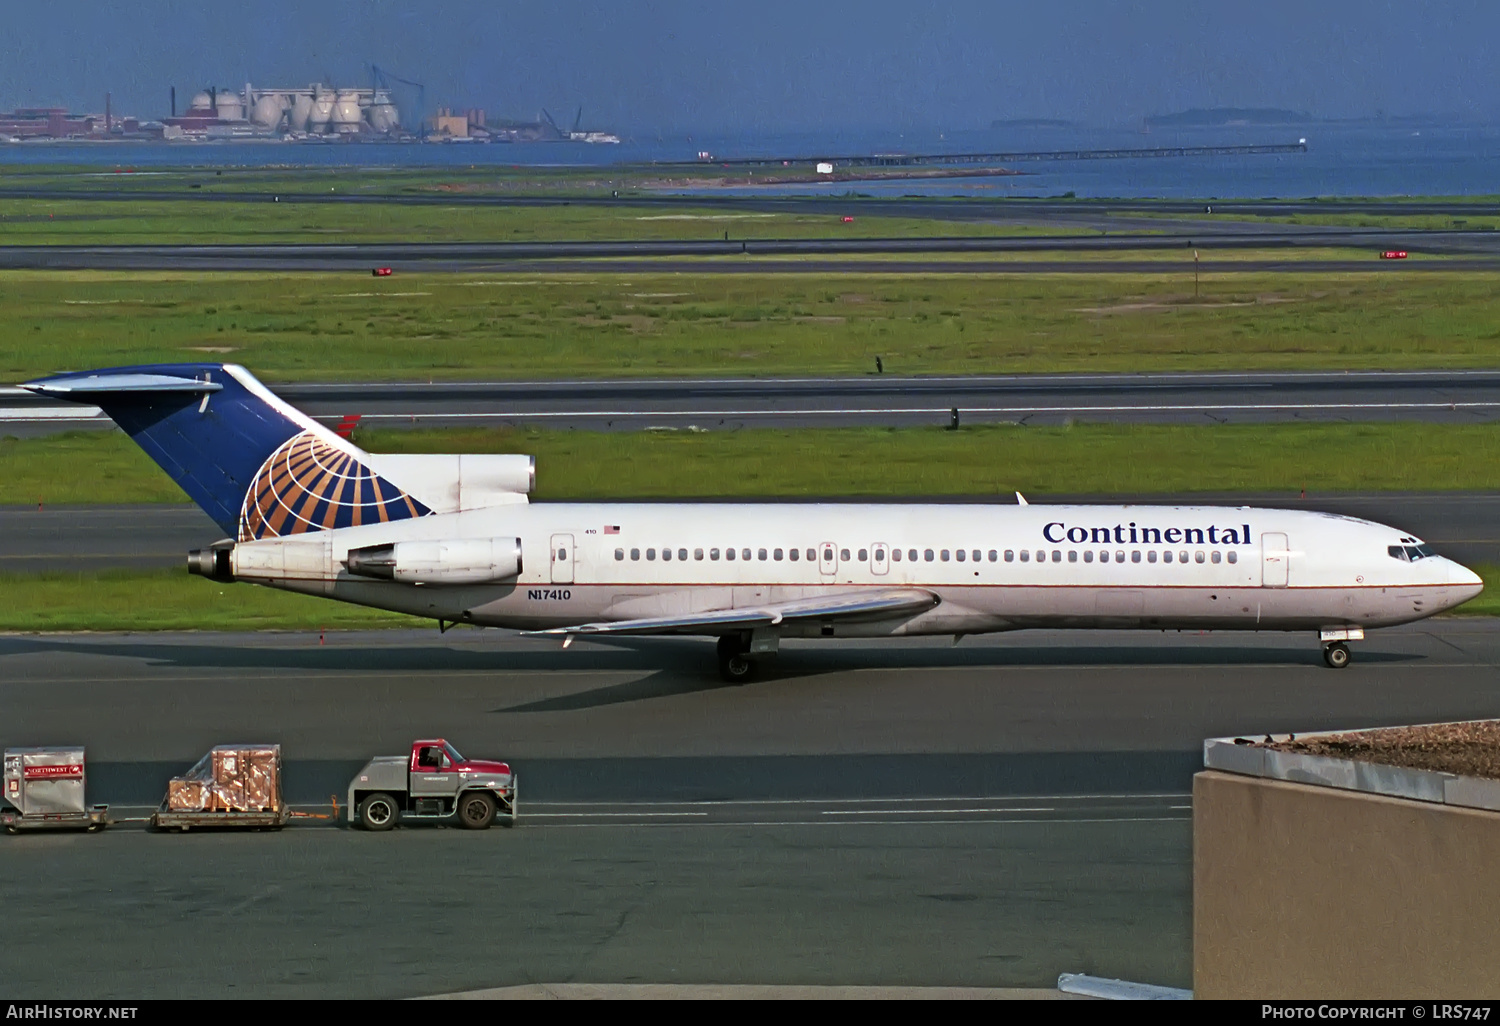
[344,538,523,585]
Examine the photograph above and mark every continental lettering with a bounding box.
[1043,521,1252,545]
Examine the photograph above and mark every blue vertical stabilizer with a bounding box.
[23,363,429,539]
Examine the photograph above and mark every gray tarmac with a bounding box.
[11,369,1500,435]
[2,238,1498,272]
[5,620,1500,997]
[5,492,1498,574]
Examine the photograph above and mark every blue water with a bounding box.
[2,122,1496,199]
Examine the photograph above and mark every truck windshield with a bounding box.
[442,741,465,765]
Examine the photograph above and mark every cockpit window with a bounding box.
[1390,543,1437,562]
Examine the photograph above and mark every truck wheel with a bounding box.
[358,793,399,831]
[457,792,496,830]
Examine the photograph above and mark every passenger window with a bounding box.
[1053,551,1062,562]
[1227,551,1238,564]
[824,547,834,561]
[1115,551,1124,563]
[1163,551,1172,563]
[941,550,950,562]
[1019,550,1029,562]
[694,548,704,561]
[726,548,735,561]
[988,550,998,562]
[1193,551,1204,564]
[631,548,641,561]
[789,548,799,561]
[1132,551,1141,563]
[758,548,768,561]
[857,548,867,561]
[972,550,981,562]
[1100,551,1109,563]
[841,548,851,561]
[955,549,965,562]
[808,549,817,561]
[1067,550,1078,563]
[1211,551,1221,564]
[1147,550,1157,563]
[891,549,902,562]
[1005,550,1014,562]
[614,548,624,561]
[1179,550,1188,563]
[1084,551,1094,563]
[925,549,935,562]
[647,548,656,561]
[663,548,672,561]
[678,548,688,561]
[774,548,784,561]
[1037,550,1047,562]
[742,549,752,561]
[710,548,720,560]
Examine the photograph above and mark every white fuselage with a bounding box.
[236,502,1482,638]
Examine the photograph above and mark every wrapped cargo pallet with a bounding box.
[166,745,281,813]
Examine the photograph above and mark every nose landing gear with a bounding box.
[1323,642,1351,669]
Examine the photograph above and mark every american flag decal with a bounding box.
[604,525,620,534]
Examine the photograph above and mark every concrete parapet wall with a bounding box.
[1194,770,1500,999]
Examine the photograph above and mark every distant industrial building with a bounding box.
[163,83,403,139]
[0,101,155,141]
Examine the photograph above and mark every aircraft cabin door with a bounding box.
[551,533,575,584]
[871,543,889,575]
[1261,532,1289,588]
[819,541,838,576]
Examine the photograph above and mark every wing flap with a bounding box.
[525,588,939,638]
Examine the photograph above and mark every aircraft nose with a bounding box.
[1446,558,1484,600]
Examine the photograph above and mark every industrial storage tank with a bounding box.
[189,91,214,112]
[308,87,335,133]
[287,91,314,132]
[213,89,245,121]
[332,90,364,134]
[367,90,400,133]
[251,94,287,129]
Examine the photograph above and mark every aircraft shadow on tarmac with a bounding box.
[491,638,1420,712]
[0,633,1418,673]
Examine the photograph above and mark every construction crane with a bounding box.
[370,64,427,138]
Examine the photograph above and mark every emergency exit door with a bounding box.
[1261,533,1289,588]
[551,533,575,584]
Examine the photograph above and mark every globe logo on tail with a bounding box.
[239,432,430,541]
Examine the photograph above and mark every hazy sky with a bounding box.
[2,1,1496,130]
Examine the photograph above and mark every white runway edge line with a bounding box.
[344,401,1500,420]
[526,793,1192,806]
[6,400,1500,424]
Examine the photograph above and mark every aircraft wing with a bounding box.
[525,588,939,638]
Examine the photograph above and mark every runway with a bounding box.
[4,621,1500,997]
[10,369,1500,436]
[5,491,1499,574]
[3,233,1500,272]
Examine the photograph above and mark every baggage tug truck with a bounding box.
[348,740,516,831]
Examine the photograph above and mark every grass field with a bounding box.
[1,562,1492,633]
[4,267,1500,383]
[10,421,1500,506]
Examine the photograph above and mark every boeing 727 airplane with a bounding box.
[25,364,1483,679]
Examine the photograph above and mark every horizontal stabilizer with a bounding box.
[25,372,223,396]
[525,588,939,638]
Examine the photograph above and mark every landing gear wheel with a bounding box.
[458,792,496,830]
[717,634,756,684]
[1323,642,1351,669]
[358,792,399,831]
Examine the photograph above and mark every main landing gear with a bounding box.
[716,634,756,684]
[1323,642,1351,669]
